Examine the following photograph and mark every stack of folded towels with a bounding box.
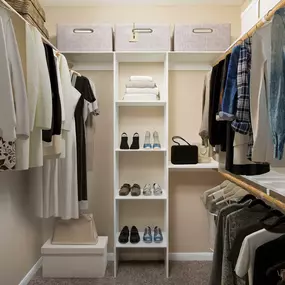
[124,76,160,101]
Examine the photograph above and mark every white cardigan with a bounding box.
[0,10,29,141]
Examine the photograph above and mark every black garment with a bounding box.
[253,235,285,285]
[42,43,62,142]
[208,60,227,150]
[228,222,264,266]
[225,121,270,175]
[74,76,96,201]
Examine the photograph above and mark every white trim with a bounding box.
[108,253,115,261]
[107,252,213,262]
[19,257,42,285]
[169,252,213,261]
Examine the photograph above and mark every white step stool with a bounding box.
[41,236,108,278]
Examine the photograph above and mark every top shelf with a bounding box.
[62,51,225,66]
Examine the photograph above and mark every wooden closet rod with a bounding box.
[219,171,285,211]
[214,0,285,65]
[0,0,58,51]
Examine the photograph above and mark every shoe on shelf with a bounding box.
[153,226,163,243]
[130,132,140,149]
[120,132,129,149]
[153,183,163,196]
[130,226,140,244]
[143,131,152,149]
[143,184,152,196]
[119,183,131,196]
[153,131,161,149]
[143,226,152,243]
[118,226,129,244]
[131,184,141,196]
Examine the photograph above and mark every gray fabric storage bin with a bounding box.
[115,24,171,51]
[174,24,231,51]
[57,24,113,52]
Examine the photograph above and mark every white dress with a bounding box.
[42,53,81,219]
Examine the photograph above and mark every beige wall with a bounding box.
[43,4,240,254]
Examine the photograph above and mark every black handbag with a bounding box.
[171,136,198,165]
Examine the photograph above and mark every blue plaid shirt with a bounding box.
[231,38,253,158]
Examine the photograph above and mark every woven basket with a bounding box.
[6,0,46,22]
[22,13,49,39]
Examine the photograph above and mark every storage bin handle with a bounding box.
[73,28,94,33]
[132,28,153,34]
[192,28,213,34]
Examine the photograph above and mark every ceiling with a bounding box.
[41,0,244,6]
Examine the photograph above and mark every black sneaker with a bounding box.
[120,133,129,149]
[130,226,140,244]
[130,133,140,149]
[118,226,129,244]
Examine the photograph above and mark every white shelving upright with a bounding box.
[113,52,169,277]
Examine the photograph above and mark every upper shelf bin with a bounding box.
[115,52,167,63]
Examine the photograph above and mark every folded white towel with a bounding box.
[130,76,153,81]
[126,87,159,95]
[126,81,156,88]
[123,93,158,101]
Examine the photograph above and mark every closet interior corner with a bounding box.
[2,0,285,284]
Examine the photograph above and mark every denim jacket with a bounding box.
[270,8,285,160]
[219,45,241,120]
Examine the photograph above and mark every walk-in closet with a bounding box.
[2,0,285,284]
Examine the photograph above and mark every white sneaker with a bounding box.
[153,131,161,149]
[153,183,163,196]
[143,131,152,149]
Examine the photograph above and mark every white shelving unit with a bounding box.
[62,50,225,278]
[113,51,169,277]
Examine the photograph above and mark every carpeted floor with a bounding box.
[29,261,212,285]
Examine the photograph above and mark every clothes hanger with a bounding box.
[238,194,256,204]
[248,198,271,209]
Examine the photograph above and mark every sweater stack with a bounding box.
[124,76,160,101]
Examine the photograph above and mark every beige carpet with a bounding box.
[29,261,212,285]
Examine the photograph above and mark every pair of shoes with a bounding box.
[143,226,163,243]
[143,183,163,196]
[119,183,141,196]
[120,133,139,149]
[118,226,140,244]
[143,131,161,149]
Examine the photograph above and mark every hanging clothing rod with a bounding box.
[219,171,285,211]
[0,0,58,51]
[214,0,285,65]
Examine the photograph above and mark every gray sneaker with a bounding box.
[143,226,152,243]
[143,131,152,149]
[153,183,162,196]
[153,131,161,149]
[154,226,163,243]
[143,184,152,196]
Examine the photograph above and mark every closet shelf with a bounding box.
[168,159,219,170]
[116,232,167,248]
[168,51,225,65]
[116,100,166,107]
[62,51,114,64]
[115,51,167,63]
[115,191,167,200]
[115,148,167,152]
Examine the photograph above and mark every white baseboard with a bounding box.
[19,257,43,285]
[169,252,213,261]
[107,252,213,262]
